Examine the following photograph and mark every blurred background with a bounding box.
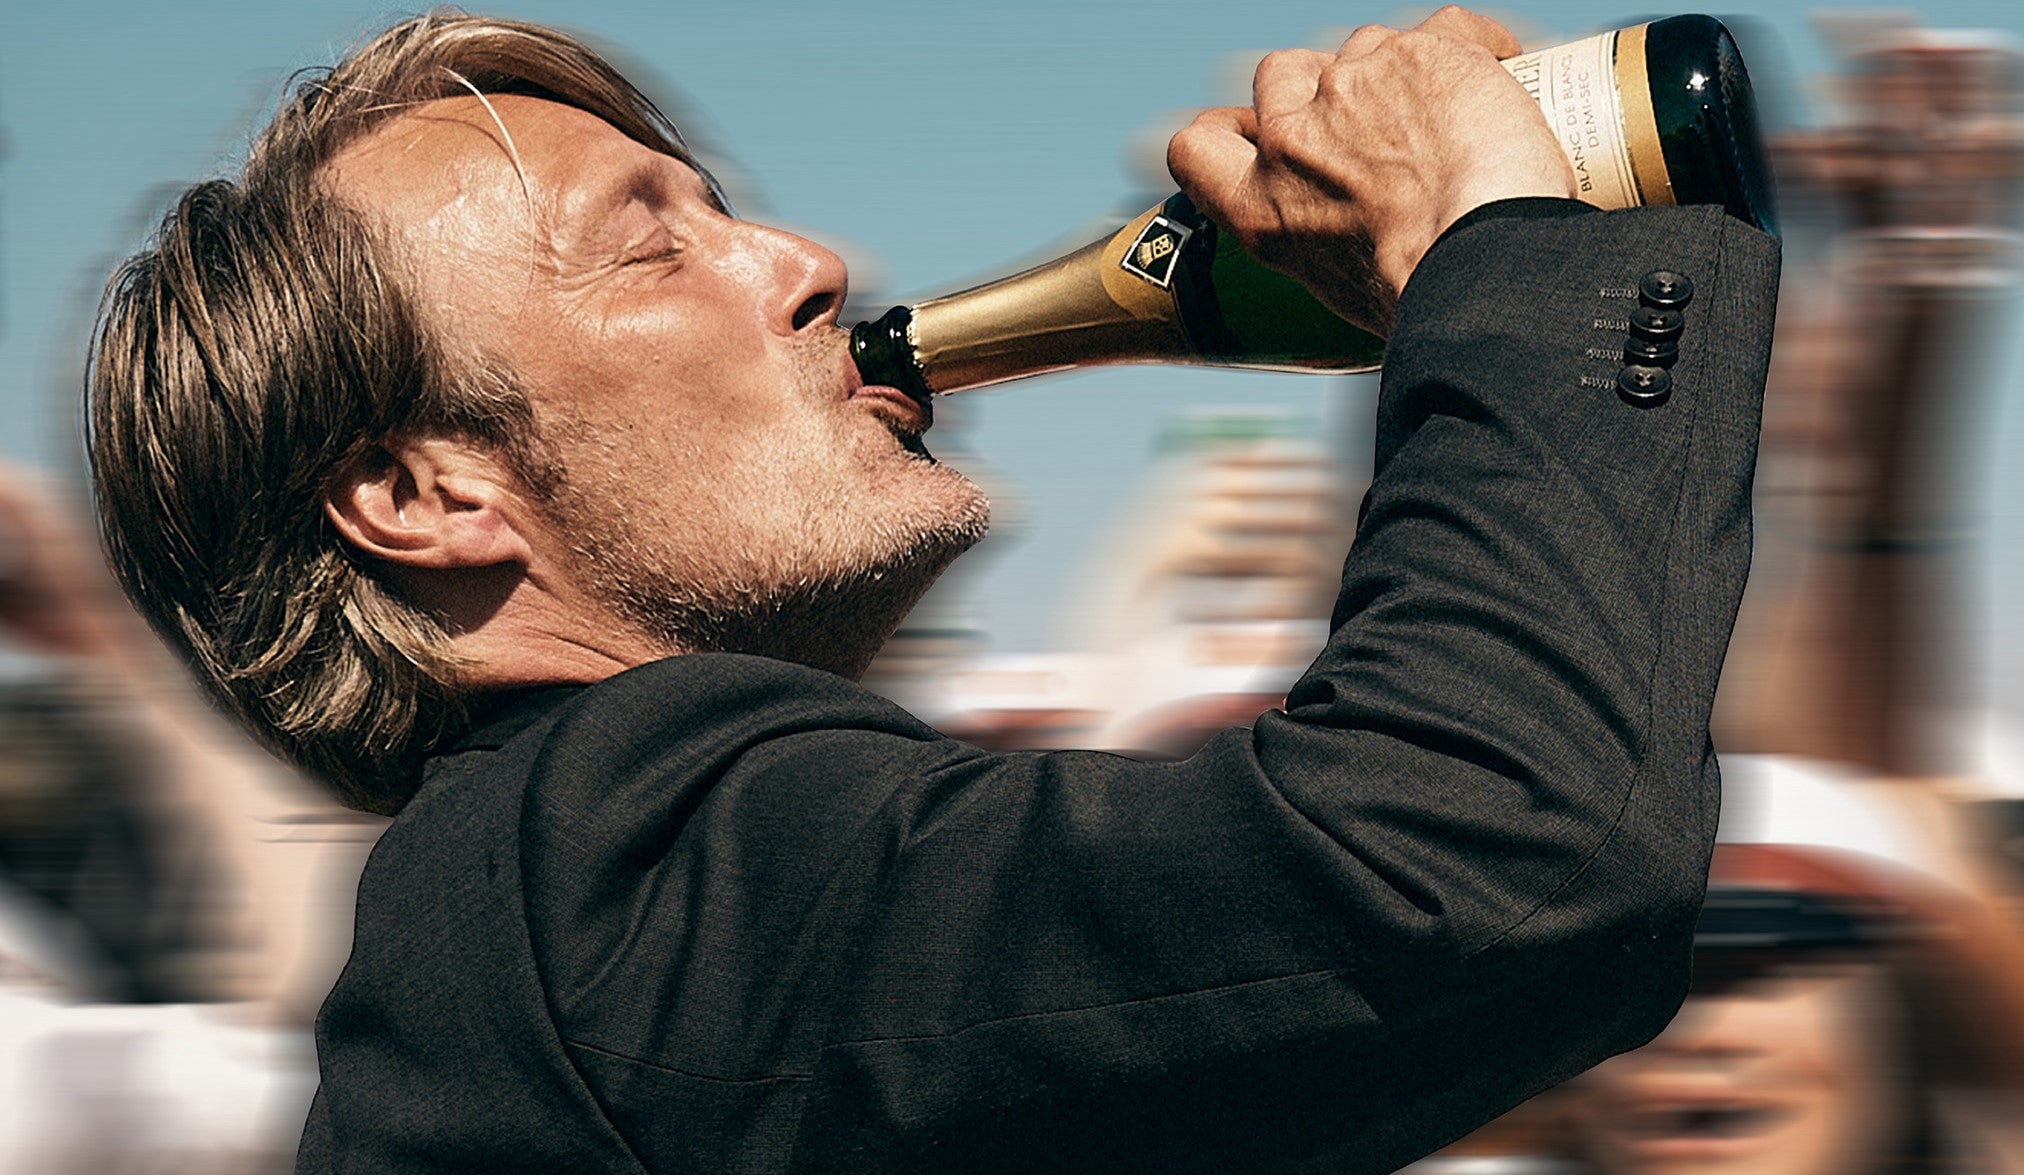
[6,0,2024,1169]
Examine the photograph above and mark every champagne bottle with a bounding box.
[851,15,1776,398]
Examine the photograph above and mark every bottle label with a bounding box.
[1120,215,1195,288]
[1503,30,1648,210]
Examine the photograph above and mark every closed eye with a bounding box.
[626,242,682,266]
[620,221,683,266]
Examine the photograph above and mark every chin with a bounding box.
[732,536,983,681]
[633,480,989,681]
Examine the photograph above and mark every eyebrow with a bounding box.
[596,155,730,223]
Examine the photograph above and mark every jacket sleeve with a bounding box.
[538,204,1781,1173]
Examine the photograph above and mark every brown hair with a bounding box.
[87,12,719,813]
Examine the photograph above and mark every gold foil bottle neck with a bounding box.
[909,208,1199,394]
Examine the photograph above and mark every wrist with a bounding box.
[1428,145,1579,250]
[1380,177,1582,294]
[1442,152,1580,229]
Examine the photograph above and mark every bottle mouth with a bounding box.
[848,305,934,404]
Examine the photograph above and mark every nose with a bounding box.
[745,222,848,337]
[1644,994,1762,1063]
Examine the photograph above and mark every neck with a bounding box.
[393,560,661,689]
[405,531,965,688]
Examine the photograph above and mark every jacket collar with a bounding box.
[444,684,587,754]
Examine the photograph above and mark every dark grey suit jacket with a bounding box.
[298,202,1781,1173]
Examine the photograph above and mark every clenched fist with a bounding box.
[1167,6,1575,336]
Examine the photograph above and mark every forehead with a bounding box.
[321,93,711,242]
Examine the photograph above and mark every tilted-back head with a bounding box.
[87,14,719,812]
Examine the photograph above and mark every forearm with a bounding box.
[768,207,1782,1171]
[1269,203,1779,955]
[564,207,1782,1171]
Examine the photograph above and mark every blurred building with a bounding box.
[868,409,1351,757]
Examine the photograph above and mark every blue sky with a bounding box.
[5,1,2022,718]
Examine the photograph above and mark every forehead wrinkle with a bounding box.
[326,103,536,236]
[320,106,563,327]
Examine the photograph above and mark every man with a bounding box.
[84,6,1780,1172]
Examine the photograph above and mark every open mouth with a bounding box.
[1605,1099,1799,1159]
[840,341,935,453]
[1623,1103,1789,1141]
[851,383,933,433]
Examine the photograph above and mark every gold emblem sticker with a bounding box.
[1120,215,1193,288]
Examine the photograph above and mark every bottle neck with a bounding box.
[849,306,933,402]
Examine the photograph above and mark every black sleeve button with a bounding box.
[1624,335,1680,367]
[1617,364,1674,405]
[1639,270,1693,309]
[1628,304,1684,343]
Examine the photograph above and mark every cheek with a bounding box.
[1774,974,1899,1085]
[524,272,779,399]
[627,395,851,533]
[1813,989,1906,1134]
[1768,976,1909,1171]
[536,335,788,454]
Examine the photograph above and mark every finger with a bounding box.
[1413,4,1522,59]
[1167,107,1262,225]
[1252,49,1330,119]
[1335,23,1397,62]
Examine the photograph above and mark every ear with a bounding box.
[323,438,534,570]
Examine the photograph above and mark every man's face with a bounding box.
[326,95,988,674]
[1570,961,1907,1175]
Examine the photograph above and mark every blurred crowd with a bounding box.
[0,465,386,1169]
[5,13,2024,1173]
[1389,22,2024,1173]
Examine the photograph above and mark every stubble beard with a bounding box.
[587,516,985,681]
[530,392,989,680]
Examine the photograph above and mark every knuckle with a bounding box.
[1391,29,1442,62]
[1316,62,1357,102]
[1256,48,1320,84]
[1183,110,1227,139]
[1340,22,1391,51]
[1251,117,1294,162]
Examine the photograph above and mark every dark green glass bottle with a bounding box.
[852,15,1776,400]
